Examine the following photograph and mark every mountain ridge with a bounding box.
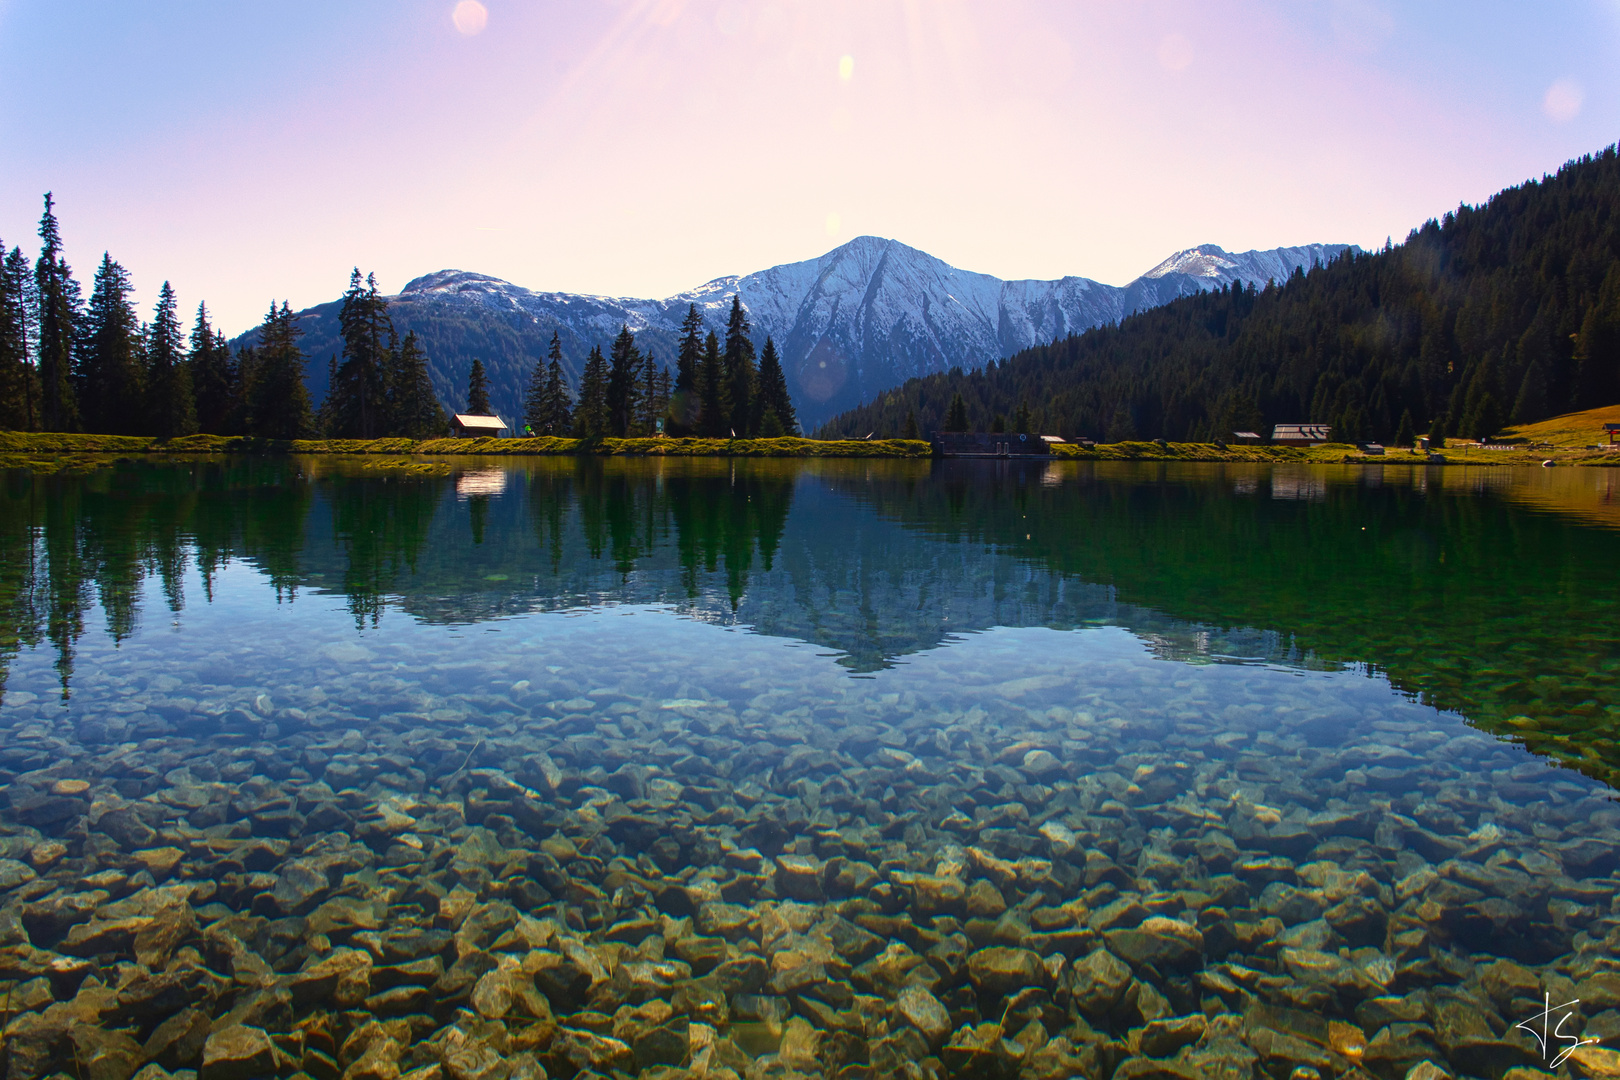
[238,236,1355,430]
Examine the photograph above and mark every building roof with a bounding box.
[1272,423,1332,441]
[1233,431,1260,440]
[453,413,508,432]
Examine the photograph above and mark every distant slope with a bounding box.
[817,146,1620,444]
[1502,403,1620,447]
[233,238,1352,431]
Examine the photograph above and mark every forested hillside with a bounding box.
[819,146,1620,444]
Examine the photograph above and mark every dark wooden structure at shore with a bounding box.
[931,432,1054,457]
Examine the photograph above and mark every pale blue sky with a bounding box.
[1,1,1615,334]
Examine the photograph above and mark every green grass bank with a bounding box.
[2,429,1618,473]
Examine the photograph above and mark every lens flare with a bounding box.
[824,211,841,236]
[1543,79,1583,123]
[453,1,488,36]
[838,55,855,81]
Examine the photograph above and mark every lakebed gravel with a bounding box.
[2,615,1616,1080]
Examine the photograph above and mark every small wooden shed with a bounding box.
[453,413,509,437]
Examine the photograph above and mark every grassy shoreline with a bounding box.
[2,429,1617,472]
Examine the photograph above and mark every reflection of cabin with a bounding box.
[1271,423,1332,446]
[932,432,1053,457]
[453,414,509,437]
[1232,431,1262,445]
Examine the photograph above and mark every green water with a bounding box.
[0,457,1617,1079]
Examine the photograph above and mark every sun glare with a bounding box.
[838,55,855,81]
[453,1,488,37]
[1543,78,1584,123]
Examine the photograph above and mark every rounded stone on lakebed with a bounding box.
[966,946,1048,998]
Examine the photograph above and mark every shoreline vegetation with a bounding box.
[4,428,1618,475]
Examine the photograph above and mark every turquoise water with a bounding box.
[0,457,1617,1079]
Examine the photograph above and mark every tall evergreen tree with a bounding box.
[145,281,196,438]
[245,301,312,437]
[388,331,446,437]
[78,253,144,434]
[0,241,35,431]
[1393,409,1416,448]
[723,295,756,435]
[755,335,797,436]
[523,337,551,435]
[944,392,969,432]
[698,331,728,437]
[635,351,670,435]
[573,346,609,438]
[466,358,491,415]
[902,410,920,440]
[538,333,572,435]
[189,304,238,434]
[671,304,704,434]
[606,325,641,437]
[35,195,80,432]
[327,270,392,437]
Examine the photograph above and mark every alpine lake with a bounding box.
[1,456,1619,1080]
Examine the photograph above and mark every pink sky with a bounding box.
[1,0,1616,334]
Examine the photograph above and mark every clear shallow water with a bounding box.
[1,457,1618,1080]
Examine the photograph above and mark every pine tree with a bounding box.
[723,296,756,435]
[35,194,79,432]
[637,350,662,435]
[698,331,728,437]
[656,366,672,432]
[78,253,144,434]
[1512,360,1550,424]
[671,304,704,434]
[466,357,491,415]
[1014,400,1032,433]
[990,414,1006,433]
[902,410,920,440]
[0,241,35,431]
[245,301,312,437]
[145,281,196,438]
[1393,409,1415,448]
[573,345,609,438]
[756,336,797,436]
[388,331,446,437]
[541,334,572,435]
[189,303,238,434]
[606,325,641,437]
[327,270,392,437]
[944,392,969,432]
[1426,415,1446,449]
[523,340,550,436]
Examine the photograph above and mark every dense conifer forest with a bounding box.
[0,196,796,441]
[819,145,1620,444]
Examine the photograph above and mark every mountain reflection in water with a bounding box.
[0,457,1616,780]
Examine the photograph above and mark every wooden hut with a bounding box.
[453,414,509,437]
